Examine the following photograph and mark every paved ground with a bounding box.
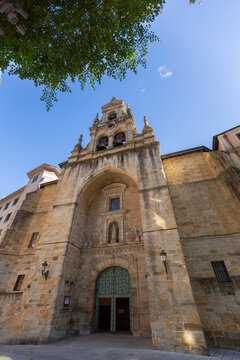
[0,334,240,360]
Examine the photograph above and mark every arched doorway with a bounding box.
[94,266,132,333]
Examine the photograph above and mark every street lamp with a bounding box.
[41,261,49,280]
[160,250,168,274]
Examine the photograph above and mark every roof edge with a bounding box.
[0,185,26,204]
[27,163,60,179]
[161,146,210,160]
[40,179,58,188]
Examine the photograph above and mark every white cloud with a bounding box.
[141,87,146,94]
[161,71,173,79]
[158,64,173,79]
[158,65,167,72]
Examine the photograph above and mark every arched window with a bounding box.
[113,132,126,147]
[108,112,117,121]
[96,136,108,151]
[108,222,119,243]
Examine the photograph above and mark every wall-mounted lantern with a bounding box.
[41,261,49,280]
[160,250,168,274]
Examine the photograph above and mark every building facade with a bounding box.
[0,164,59,243]
[0,98,239,355]
[213,125,240,169]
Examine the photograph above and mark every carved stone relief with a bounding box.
[83,231,102,248]
[125,220,142,243]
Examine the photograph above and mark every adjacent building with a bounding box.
[0,98,239,355]
[0,164,59,242]
[213,125,240,169]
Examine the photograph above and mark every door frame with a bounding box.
[94,267,132,333]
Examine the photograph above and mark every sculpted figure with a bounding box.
[109,223,119,243]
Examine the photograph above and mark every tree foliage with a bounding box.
[0,0,195,110]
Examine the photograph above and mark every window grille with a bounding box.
[211,261,231,282]
[13,275,25,291]
[28,232,39,248]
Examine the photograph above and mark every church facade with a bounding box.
[0,98,240,355]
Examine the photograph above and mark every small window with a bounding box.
[5,213,11,222]
[96,136,108,151]
[211,261,231,282]
[32,175,39,183]
[4,203,10,210]
[28,232,39,248]
[12,198,19,206]
[236,133,240,141]
[63,296,71,307]
[0,230,2,235]
[110,198,120,211]
[13,275,25,291]
[0,217,2,222]
[113,132,126,147]
[108,112,117,121]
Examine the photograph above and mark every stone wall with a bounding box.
[0,183,64,343]
[162,150,240,350]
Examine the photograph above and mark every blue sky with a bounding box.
[0,0,240,198]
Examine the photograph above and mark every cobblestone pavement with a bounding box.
[0,334,240,360]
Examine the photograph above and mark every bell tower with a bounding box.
[69,96,155,161]
[88,96,138,153]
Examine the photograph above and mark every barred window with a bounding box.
[28,232,39,248]
[211,261,230,282]
[13,275,25,291]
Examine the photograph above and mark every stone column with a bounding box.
[139,185,207,355]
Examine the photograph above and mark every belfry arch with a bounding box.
[94,266,132,333]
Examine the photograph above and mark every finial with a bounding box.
[93,113,99,125]
[111,96,117,101]
[144,116,149,127]
[73,134,83,151]
[78,134,83,146]
[127,103,131,116]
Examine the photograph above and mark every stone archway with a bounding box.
[94,266,132,333]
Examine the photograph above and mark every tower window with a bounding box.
[32,175,39,183]
[110,198,120,211]
[113,132,126,147]
[211,261,231,282]
[108,112,117,120]
[236,133,240,141]
[13,275,25,291]
[96,136,108,151]
[28,232,39,248]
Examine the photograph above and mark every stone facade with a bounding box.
[0,98,239,355]
[0,163,59,243]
